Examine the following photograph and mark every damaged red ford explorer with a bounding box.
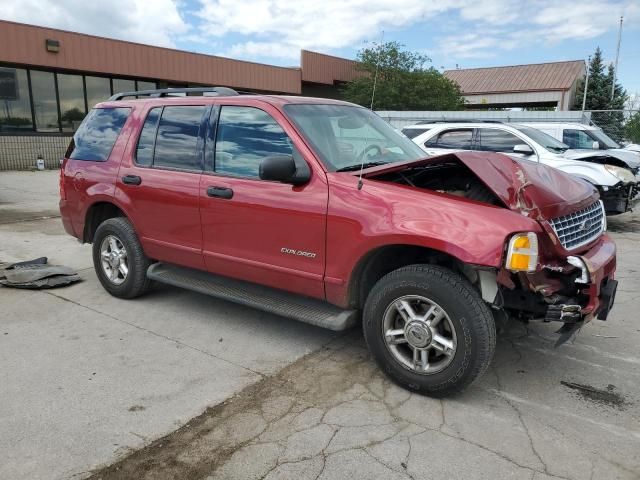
[59,88,618,396]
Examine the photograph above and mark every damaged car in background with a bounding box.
[404,121,639,215]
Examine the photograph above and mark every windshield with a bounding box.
[284,104,427,171]
[514,126,569,153]
[586,129,620,149]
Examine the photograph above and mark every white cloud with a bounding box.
[0,0,188,47]
[196,0,457,59]
[193,0,639,62]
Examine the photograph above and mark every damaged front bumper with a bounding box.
[498,234,617,344]
[600,182,639,214]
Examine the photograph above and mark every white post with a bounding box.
[611,16,623,101]
[582,57,590,112]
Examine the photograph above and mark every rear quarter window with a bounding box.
[401,127,430,139]
[67,107,131,161]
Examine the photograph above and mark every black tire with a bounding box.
[363,264,496,397]
[92,217,152,299]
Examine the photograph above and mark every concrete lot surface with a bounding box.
[1,170,639,480]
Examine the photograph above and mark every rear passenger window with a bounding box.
[401,127,430,139]
[153,106,206,171]
[425,129,473,149]
[136,107,161,167]
[68,107,130,161]
[214,106,292,178]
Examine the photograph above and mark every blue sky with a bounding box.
[3,0,640,97]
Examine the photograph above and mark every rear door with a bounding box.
[116,104,208,269]
[423,128,474,155]
[199,103,328,299]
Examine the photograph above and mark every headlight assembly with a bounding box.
[604,164,635,183]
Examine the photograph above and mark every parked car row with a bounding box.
[402,121,640,215]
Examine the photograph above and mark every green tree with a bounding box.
[626,112,640,144]
[343,41,465,111]
[61,107,86,122]
[573,47,628,142]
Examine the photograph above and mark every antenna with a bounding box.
[358,30,385,190]
[369,31,384,111]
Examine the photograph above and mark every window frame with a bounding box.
[207,104,296,181]
[133,104,209,173]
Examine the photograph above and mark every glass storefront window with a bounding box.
[137,81,157,92]
[85,76,111,109]
[112,79,136,95]
[0,67,33,132]
[0,69,163,134]
[31,70,59,132]
[58,73,86,132]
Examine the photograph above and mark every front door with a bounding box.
[117,104,208,269]
[199,104,328,299]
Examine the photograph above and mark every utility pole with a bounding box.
[611,16,623,101]
[582,56,590,111]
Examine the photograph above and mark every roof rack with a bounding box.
[108,86,242,101]
[415,120,504,125]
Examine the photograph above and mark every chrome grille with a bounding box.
[549,201,605,250]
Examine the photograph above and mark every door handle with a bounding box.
[207,186,234,199]
[122,175,142,186]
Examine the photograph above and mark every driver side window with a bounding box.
[563,129,595,149]
[477,128,522,153]
[214,106,293,178]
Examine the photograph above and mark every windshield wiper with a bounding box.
[336,161,388,172]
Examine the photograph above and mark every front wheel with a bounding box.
[363,264,496,397]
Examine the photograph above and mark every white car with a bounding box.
[403,121,638,215]
[518,122,640,171]
[625,144,640,154]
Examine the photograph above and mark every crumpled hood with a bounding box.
[565,148,640,170]
[362,151,599,220]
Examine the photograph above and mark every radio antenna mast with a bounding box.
[358,30,384,190]
[370,30,384,111]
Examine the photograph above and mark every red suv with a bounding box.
[60,87,617,396]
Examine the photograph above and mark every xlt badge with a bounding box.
[281,247,317,258]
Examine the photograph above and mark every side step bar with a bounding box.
[147,263,358,331]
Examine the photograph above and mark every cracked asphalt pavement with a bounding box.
[1,171,640,480]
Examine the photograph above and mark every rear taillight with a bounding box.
[59,161,67,200]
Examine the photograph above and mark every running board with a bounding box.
[147,263,358,331]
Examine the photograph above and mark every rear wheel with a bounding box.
[363,264,495,397]
[92,217,152,299]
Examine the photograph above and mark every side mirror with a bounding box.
[259,154,310,186]
[592,141,600,150]
[513,144,534,155]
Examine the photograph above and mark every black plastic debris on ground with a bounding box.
[0,257,81,289]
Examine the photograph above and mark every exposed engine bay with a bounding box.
[372,160,504,206]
